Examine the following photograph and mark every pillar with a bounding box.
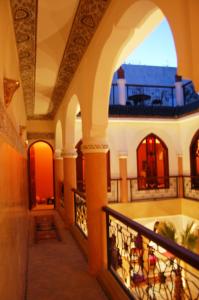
[62,150,77,228]
[177,154,184,198]
[119,152,128,202]
[82,141,108,275]
[175,75,184,106]
[117,66,126,105]
[54,149,63,210]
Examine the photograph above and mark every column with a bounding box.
[119,152,128,202]
[62,150,77,228]
[54,149,63,210]
[177,154,184,198]
[82,141,108,275]
[117,66,126,105]
[175,75,184,106]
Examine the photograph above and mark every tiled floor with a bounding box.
[27,210,108,300]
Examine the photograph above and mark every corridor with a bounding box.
[27,210,108,300]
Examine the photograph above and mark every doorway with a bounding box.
[28,141,55,210]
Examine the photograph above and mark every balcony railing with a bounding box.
[73,189,88,238]
[103,206,199,300]
[108,178,121,203]
[109,81,198,107]
[183,176,199,201]
[128,176,178,201]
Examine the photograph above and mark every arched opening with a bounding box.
[137,133,169,189]
[75,139,111,192]
[75,140,85,192]
[190,130,199,189]
[28,141,55,210]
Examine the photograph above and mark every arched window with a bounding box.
[76,140,85,192]
[137,134,169,190]
[75,140,111,192]
[190,130,199,189]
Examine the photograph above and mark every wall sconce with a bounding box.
[3,77,20,107]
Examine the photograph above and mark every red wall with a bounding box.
[31,142,54,201]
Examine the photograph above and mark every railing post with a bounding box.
[177,154,184,197]
[119,152,128,202]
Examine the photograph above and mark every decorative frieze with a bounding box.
[82,143,109,153]
[27,132,55,140]
[0,101,24,153]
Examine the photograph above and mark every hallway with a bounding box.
[27,211,108,300]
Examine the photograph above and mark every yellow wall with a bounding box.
[109,198,181,219]
[0,136,28,300]
[182,198,199,220]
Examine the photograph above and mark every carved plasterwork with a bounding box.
[0,101,24,153]
[10,0,37,117]
[27,132,55,140]
[3,78,20,107]
[48,0,111,118]
[10,0,110,119]
[82,143,109,153]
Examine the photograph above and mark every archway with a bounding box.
[28,141,54,210]
[137,133,169,189]
[190,130,199,189]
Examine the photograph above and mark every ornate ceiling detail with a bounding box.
[27,132,55,140]
[10,0,110,120]
[10,0,37,117]
[49,0,111,118]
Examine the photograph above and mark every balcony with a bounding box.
[109,82,199,118]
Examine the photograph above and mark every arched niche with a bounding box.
[28,140,55,209]
[136,133,169,189]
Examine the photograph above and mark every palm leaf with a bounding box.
[181,221,198,250]
[158,221,177,242]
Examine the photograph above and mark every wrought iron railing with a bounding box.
[73,189,88,238]
[128,176,178,201]
[109,81,199,107]
[108,178,121,203]
[183,176,199,201]
[103,206,199,300]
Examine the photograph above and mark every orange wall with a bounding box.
[0,137,29,300]
[32,142,54,200]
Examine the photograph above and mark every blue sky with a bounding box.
[124,18,177,67]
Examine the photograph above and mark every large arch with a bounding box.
[63,94,81,154]
[91,1,167,139]
[55,119,63,155]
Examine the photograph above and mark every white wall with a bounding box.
[75,114,199,178]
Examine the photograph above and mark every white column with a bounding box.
[117,78,126,105]
[175,75,184,106]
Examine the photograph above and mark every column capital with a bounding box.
[118,152,128,159]
[62,149,77,158]
[54,149,63,160]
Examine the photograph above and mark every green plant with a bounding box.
[181,221,198,251]
[158,221,177,242]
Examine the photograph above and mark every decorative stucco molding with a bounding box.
[10,0,37,117]
[27,132,55,140]
[62,149,77,159]
[0,101,25,153]
[82,143,109,153]
[3,78,20,107]
[10,0,110,119]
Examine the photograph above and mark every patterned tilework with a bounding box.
[129,177,178,200]
[184,177,199,200]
